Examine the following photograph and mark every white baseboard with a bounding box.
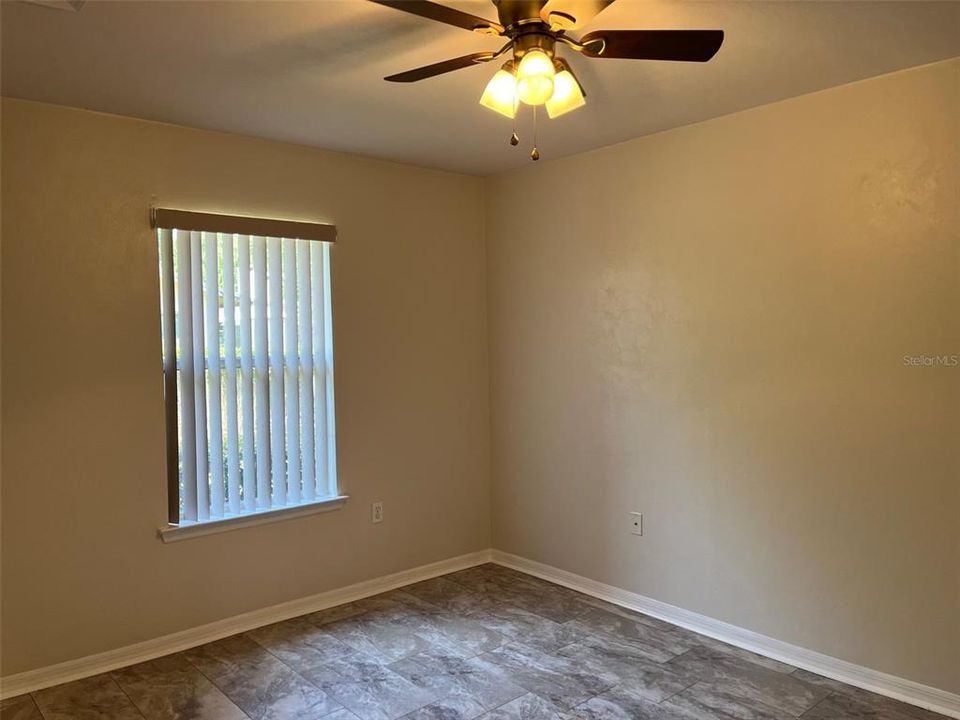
[5,547,956,719]
[0,549,492,700]
[490,550,960,720]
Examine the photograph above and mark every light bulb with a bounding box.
[545,69,585,118]
[516,49,555,106]
[479,68,518,118]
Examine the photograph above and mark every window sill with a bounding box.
[159,495,348,543]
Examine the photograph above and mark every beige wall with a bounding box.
[486,59,959,693]
[2,58,958,695]
[0,99,490,675]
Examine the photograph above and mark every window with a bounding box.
[154,209,341,539]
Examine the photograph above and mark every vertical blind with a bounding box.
[157,220,336,524]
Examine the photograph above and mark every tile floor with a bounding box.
[0,563,947,720]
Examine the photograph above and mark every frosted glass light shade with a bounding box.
[545,70,586,118]
[479,69,518,118]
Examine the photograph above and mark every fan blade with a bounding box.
[385,52,496,82]
[541,0,615,30]
[368,0,503,34]
[580,29,724,61]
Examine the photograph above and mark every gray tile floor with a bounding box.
[0,564,947,720]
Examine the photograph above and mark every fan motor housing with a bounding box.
[513,30,557,59]
[494,0,551,32]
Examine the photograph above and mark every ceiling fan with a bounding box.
[370,0,723,159]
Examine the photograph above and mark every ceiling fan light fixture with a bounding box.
[372,0,724,154]
[479,66,518,118]
[545,68,586,118]
[515,49,556,106]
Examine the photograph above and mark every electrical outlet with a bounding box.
[372,502,384,524]
[630,512,643,536]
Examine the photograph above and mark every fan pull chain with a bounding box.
[510,96,519,146]
[531,106,540,161]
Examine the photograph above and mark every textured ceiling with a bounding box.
[2,0,958,175]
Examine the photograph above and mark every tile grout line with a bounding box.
[797,691,837,719]
[107,673,150,720]
[483,692,550,718]
[653,665,701,706]
[26,692,51,720]
[240,631,361,720]
[178,646,256,720]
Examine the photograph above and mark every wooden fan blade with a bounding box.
[369,0,503,34]
[385,52,496,82]
[540,0,615,29]
[580,29,724,61]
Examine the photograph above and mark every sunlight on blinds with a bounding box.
[158,230,336,524]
